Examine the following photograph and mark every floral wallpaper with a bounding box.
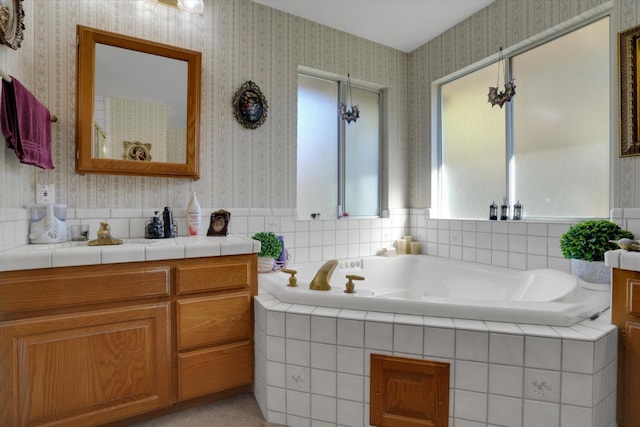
[1,0,640,214]
[0,0,407,210]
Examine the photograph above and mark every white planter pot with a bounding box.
[257,257,275,273]
[570,258,611,285]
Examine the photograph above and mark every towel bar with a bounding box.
[0,68,57,122]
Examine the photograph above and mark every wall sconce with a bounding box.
[148,0,204,15]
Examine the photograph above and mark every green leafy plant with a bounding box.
[560,220,634,262]
[251,231,283,258]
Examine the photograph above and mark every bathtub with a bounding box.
[258,255,611,326]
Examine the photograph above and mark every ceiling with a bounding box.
[251,0,495,53]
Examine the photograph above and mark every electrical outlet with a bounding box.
[36,184,54,204]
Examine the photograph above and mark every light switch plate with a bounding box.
[36,184,54,204]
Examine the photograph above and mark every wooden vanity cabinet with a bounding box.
[611,268,640,427]
[0,254,257,427]
[174,256,255,402]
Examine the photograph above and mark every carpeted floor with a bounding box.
[131,394,285,427]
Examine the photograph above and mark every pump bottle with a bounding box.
[187,192,201,236]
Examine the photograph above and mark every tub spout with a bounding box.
[309,259,338,291]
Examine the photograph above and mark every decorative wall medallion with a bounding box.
[123,141,152,161]
[232,81,268,129]
[0,0,25,50]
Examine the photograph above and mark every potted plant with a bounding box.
[251,231,283,273]
[560,219,634,284]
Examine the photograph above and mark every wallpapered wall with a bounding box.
[0,0,408,210]
[2,0,640,214]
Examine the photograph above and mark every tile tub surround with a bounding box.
[254,291,618,427]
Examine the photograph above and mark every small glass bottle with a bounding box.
[500,198,510,221]
[513,200,523,221]
[489,201,498,220]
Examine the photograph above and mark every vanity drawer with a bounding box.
[175,255,253,294]
[0,264,170,317]
[177,340,252,401]
[176,293,252,350]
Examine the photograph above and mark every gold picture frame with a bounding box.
[619,24,640,156]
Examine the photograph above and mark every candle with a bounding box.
[397,239,407,254]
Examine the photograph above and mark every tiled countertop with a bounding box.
[0,235,260,272]
[605,248,640,272]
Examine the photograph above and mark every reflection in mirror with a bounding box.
[76,25,201,178]
[94,44,187,163]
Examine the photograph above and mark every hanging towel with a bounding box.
[1,77,54,169]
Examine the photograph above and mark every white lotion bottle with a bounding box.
[186,192,201,236]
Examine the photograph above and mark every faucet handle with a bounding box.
[344,274,364,293]
[281,268,298,287]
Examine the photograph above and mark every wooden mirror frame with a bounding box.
[619,24,640,157]
[76,25,201,178]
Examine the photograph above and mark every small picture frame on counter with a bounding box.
[207,209,230,236]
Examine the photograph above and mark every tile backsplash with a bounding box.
[8,207,640,272]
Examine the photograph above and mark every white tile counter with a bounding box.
[0,235,260,272]
[605,248,640,272]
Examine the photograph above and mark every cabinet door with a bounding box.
[0,304,171,427]
[626,321,640,427]
[613,269,640,427]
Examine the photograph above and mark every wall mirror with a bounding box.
[76,25,201,178]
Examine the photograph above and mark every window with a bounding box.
[436,17,610,220]
[297,73,381,219]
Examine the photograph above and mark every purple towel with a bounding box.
[1,77,54,169]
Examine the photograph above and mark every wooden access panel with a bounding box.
[370,354,449,427]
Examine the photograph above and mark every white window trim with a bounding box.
[430,2,615,221]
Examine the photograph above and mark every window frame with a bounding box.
[297,70,384,220]
[431,10,614,221]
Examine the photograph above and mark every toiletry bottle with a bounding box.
[163,207,175,238]
[186,192,201,236]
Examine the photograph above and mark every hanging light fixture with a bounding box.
[487,47,516,108]
[339,73,360,124]
[177,0,204,15]
[148,0,204,15]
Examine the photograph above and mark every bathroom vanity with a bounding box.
[0,239,258,426]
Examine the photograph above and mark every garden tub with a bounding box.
[258,255,611,326]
